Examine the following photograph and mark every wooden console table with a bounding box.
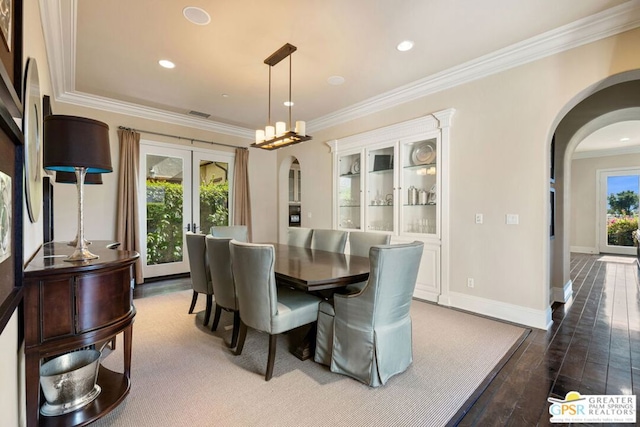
[24,242,139,427]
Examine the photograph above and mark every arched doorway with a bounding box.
[550,70,640,303]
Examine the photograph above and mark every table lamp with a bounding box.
[44,115,112,261]
[55,171,103,247]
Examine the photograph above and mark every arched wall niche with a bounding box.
[277,155,300,243]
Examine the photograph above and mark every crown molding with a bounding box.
[57,91,253,139]
[308,1,640,132]
[41,1,640,136]
[572,144,640,159]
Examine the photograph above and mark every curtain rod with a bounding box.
[118,126,242,150]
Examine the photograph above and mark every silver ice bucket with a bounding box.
[40,349,102,416]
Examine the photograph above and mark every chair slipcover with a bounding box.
[205,236,240,347]
[185,232,214,325]
[315,241,424,387]
[230,241,322,380]
[348,232,391,257]
[287,227,313,248]
[311,229,348,253]
[345,232,392,293]
[210,225,249,242]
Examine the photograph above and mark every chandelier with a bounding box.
[252,43,312,150]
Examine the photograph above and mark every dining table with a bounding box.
[266,243,371,360]
[270,243,371,292]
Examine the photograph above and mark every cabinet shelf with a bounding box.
[404,203,436,207]
[340,173,360,178]
[404,162,436,170]
[368,168,393,175]
[40,366,130,427]
[339,205,361,208]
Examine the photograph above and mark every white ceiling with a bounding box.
[41,0,640,140]
[575,120,640,155]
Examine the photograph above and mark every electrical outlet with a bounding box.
[467,278,474,288]
[475,213,483,224]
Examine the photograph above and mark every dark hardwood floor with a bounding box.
[459,253,640,426]
[133,253,639,426]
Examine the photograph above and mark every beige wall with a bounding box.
[279,28,640,318]
[570,153,640,251]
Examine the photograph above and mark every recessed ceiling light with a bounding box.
[183,6,211,25]
[284,101,294,107]
[396,40,414,52]
[620,137,630,141]
[222,94,229,98]
[327,75,345,86]
[159,59,175,69]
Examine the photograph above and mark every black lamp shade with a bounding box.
[55,171,103,185]
[43,115,112,173]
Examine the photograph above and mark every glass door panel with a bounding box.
[599,169,640,255]
[401,138,437,235]
[338,152,361,230]
[140,145,191,278]
[366,146,395,232]
[193,150,233,236]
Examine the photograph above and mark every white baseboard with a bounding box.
[413,288,439,303]
[446,291,552,330]
[552,280,573,303]
[570,246,597,254]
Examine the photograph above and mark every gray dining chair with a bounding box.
[344,231,392,293]
[229,240,322,381]
[315,241,424,387]
[348,231,391,257]
[185,232,214,326]
[210,225,249,242]
[310,229,348,253]
[205,236,240,348]
[287,227,313,248]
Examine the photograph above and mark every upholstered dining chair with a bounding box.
[210,225,249,242]
[310,229,348,253]
[185,232,214,326]
[348,231,391,257]
[314,241,424,387]
[287,227,313,248]
[205,236,240,348]
[344,231,392,293]
[229,240,322,381]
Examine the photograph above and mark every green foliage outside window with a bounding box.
[146,180,229,265]
[607,216,638,247]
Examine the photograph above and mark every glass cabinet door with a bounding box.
[338,152,361,230]
[401,138,437,235]
[366,145,395,232]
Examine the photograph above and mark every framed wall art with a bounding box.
[0,0,21,118]
[0,0,22,335]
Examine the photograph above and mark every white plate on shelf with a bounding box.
[350,158,361,174]
[411,141,436,165]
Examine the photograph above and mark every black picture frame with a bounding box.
[550,135,555,183]
[0,0,22,335]
[550,188,556,239]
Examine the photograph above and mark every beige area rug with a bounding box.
[91,290,526,427]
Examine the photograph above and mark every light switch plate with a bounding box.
[475,213,483,224]
[506,214,519,225]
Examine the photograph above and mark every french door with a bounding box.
[597,168,640,255]
[139,142,234,279]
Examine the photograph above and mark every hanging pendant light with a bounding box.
[252,43,312,150]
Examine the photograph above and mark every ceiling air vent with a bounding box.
[188,110,211,119]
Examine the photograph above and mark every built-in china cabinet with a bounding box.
[328,109,454,302]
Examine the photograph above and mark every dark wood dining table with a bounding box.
[271,243,370,292]
[266,243,371,360]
